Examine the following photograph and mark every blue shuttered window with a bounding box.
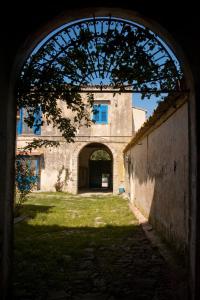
[93,105,100,122]
[17,107,42,135]
[101,105,108,123]
[93,104,108,124]
[16,155,40,190]
[33,108,42,135]
[17,108,23,134]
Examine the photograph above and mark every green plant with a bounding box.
[90,149,111,160]
[54,166,65,192]
[17,19,182,152]
[15,156,38,216]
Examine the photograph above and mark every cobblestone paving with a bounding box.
[14,194,186,300]
[50,232,176,300]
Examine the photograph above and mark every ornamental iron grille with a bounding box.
[19,16,184,96]
[17,16,185,148]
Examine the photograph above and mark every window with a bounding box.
[17,107,42,135]
[92,104,108,124]
[16,155,41,190]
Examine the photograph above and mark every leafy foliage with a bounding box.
[20,139,60,152]
[17,18,183,149]
[90,150,111,160]
[15,156,38,215]
[54,166,65,192]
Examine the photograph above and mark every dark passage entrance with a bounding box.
[78,143,113,192]
[89,160,112,189]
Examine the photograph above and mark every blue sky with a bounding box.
[28,16,178,119]
[132,93,167,118]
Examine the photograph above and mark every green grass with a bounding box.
[14,192,139,299]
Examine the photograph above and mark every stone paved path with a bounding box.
[14,193,187,300]
[45,229,184,300]
[51,233,179,300]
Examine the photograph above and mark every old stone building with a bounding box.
[2,3,200,299]
[16,92,146,194]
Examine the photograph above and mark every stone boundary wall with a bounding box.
[124,94,189,255]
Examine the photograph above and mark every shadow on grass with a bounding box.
[16,204,55,220]
[14,206,175,300]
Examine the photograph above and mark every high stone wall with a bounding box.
[124,96,189,254]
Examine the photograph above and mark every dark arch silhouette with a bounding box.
[78,143,113,193]
[19,16,183,96]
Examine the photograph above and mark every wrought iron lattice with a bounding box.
[20,16,184,94]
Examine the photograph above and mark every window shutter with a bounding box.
[100,105,108,123]
[17,108,23,135]
[23,109,32,134]
[93,105,100,122]
[33,107,42,135]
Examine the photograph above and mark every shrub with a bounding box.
[54,166,65,192]
[15,156,38,215]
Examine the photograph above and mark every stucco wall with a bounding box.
[16,93,147,194]
[77,92,133,137]
[73,141,126,194]
[132,107,147,133]
[124,101,189,252]
[40,144,72,192]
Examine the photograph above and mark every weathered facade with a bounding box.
[16,92,146,194]
[124,94,189,253]
[1,4,200,299]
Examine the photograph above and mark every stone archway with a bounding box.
[78,143,113,193]
[14,4,196,272]
[1,5,198,300]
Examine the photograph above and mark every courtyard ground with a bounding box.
[14,192,186,300]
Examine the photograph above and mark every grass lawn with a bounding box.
[14,192,142,299]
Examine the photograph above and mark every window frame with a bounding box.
[16,155,41,190]
[17,107,42,135]
[92,104,108,124]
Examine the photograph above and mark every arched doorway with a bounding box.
[1,5,197,300]
[78,143,113,193]
[15,7,194,272]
